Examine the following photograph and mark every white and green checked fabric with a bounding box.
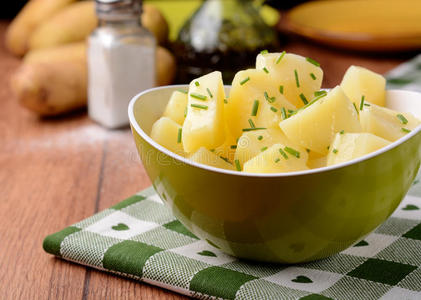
[43,58,421,300]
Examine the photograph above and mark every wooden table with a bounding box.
[0,20,414,299]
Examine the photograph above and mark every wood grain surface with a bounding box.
[0,19,414,300]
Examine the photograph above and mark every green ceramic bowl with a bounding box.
[128,86,421,263]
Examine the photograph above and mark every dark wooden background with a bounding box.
[0,20,412,299]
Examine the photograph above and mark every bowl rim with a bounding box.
[128,85,421,178]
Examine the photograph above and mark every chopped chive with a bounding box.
[353,103,359,114]
[220,156,230,163]
[236,138,240,143]
[191,104,208,110]
[251,100,259,116]
[235,159,241,171]
[206,88,213,98]
[177,128,182,143]
[276,51,286,64]
[364,103,371,106]
[360,95,365,110]
[184,106,188,118]
[340,130,345,135]
[310,73,317,80]
[263,67,269,74]
[194,81,200,86]
[190,93,207,101]
[279,85,284,94]
[248,118,256,128]
[279,148,288,159]
[284,146,300,158]
[397,114,408,125]
[306,57,320,67]
[264,91,276,103]
[327,146,330,150]
[281,107,287,119]
[275,158,281,163]
[402,128,411,133]
[230,145,237,149]
[314,90,327,97]
[210,149,215,152]
[270,106,278,113]
[294,69,300,87]
[257,135,263,141]
[333,148,338,154]
[242,127,267,132]
[177,89,188,94]
[261,146,268,152]
[306,149,310,153]
[299,93,308,105]
[260,49,268,55]
[288,109,295,113]
[224,98,228,104]
[240,76,250,85]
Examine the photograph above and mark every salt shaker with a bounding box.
[88,0,156,128]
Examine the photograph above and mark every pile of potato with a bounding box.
[150,51,420,173]
[7,0,176,116]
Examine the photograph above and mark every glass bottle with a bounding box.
[88,0,156,129]
[173,0,279,84]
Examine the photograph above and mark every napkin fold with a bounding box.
[44,58,421,300]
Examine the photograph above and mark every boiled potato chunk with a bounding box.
[279,86,361,155]
[340,66,386,107]
[163,90,188,125]
[243,143,309,173]
[150,117,184,156]
[189,147,235,171]
[226,69,296,138]
[256,52,323,108]
[327,133,390,166]
[307,156,327,169]
[234,128,297,166]
[360,103,420,141]
[182,71,225,152]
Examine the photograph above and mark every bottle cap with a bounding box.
[95,0,142,20]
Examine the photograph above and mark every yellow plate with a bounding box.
[285,0,421,51]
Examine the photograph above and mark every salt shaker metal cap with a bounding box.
[95,0,142,20]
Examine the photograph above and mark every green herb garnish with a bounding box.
[251,100,259,116]
[306,149,310,153]
[333,148,338,154]
[397,114,408,125]
[242,127,267,132]
[210,149,215,152]
[299,93,308,105]
[310,73,317,80]
[264,91,275,103]
[279,148,288,159]
[220,156,230,163]
[353,103,359,114]
[364,103,371,107]
[240,77,250,85]
[177,89,187,94]
[206,88,213,98]
[306,57,320,67]
[248,118,256,128]
[194,81,200,86]
[184,107,188,118]
[275,158,281,163]
[281,107,287,119]
[261,146,268,152]
[230,145,237,149]
[314,90,327,97]
[294,69,300,87]
[360,95,365,110]
[284,146,300,158]
[191,93,207,101]
[279,85,284,94]
[263,67,269,74]
[191,104,208,110]
[402,128,411,133]
[260,49,269,55]
[276,51,286,64]
[235,159,241,171]
[177,128,182,143]
[224,99,228,104]
[271,106,278,113]
[257,135,263,140]
[340,130,345,135]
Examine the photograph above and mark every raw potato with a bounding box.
[5,0,76,56]
[226,69,296,138]
[243,143,309,173]
[189,147,235,171]
[150,117,184,156]
[340,66,386,107]
[24,42,86,64]
[360,103,420,141]
[28,1,96,50]
[142,4,169,45]
[234,128,296,167]
[11,61,87,116]
[256,53,323,108]
[327,133,390,166]
[182,71,226,153]
[163,90,188,125]
[279,86,362,155]
[156,46,176,86]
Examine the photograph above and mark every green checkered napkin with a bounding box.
[44,59,421,300]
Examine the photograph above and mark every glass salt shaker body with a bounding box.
[88,0,156,128]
